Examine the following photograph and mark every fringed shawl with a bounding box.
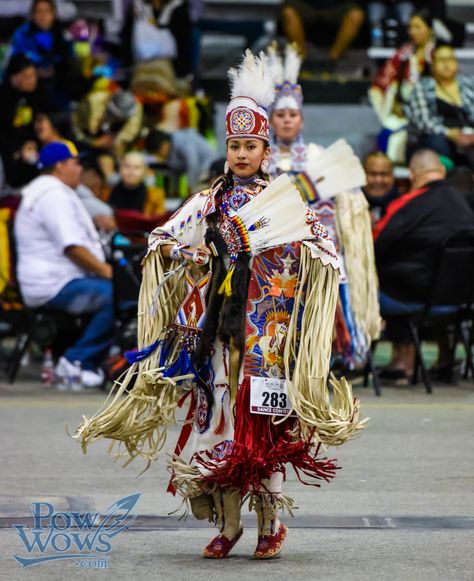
[76,184,367,469]
[336,190,381,344]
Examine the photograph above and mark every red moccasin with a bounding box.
[202,528,243,558]
[253,524,288,559]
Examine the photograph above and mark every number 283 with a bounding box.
[261,391,287,408]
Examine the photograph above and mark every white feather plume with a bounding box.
[305,140,367,200]
[284,44,302,85]
[266,43,284,86]
[228,49,275,109]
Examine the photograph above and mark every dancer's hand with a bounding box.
[181,244,212,265]
[162,243,212,265]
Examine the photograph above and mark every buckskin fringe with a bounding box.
[248,491,296,519]
[283,244,368,445]
[336,191,381,342]
[75,250,188,467]
[168,454,212,499]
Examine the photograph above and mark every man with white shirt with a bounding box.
[14,141,114,387]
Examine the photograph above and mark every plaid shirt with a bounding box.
[404,75,474,136]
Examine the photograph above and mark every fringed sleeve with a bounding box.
[283,242,368,446]
[336,190,381,343]
[75,191,210,468]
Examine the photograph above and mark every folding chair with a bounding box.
[110,232,148,350]
[384,233,474,393]
[362,343,381,396]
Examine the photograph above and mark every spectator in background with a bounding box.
[281,0,365,69]
[75,182,116,234]
[10,0,88,103]
[0,0,77,21]
[109,152,166,216]
[363,152,400,225]
[373,149,474,380]
[7,141,40,189]
[0,55,55,186]
[145,128,217,192]
[34,111,73,146]
[75,161,116,234]
[405,44,474,168]
[14,141,115,387]
[80,163,108,201]
[7,110,75,188]
[369,10,435,162]
[11,0,72,79]
[72,89,143,158]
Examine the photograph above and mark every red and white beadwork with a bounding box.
[226,96,269,141]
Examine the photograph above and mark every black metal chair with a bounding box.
[362,343,381,396]
[110,232,148,350]
[384,233,474,393]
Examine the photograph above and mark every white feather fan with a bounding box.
[305,140,367,201]
[237,173,314,254]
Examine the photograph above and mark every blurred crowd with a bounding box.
[0,0,473,388]
[0,0,218,203]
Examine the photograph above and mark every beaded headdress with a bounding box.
[225,50,274,142]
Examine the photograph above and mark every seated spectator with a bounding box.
[0,0,77,21]
[373,149,474,380]
[80,162,109,201]
[280,0,365,68]
[144,128,217,192]
[0,55,55,186]
[72,89,143,158]
[77,162,116,232]
[11,0,87,103]
[34,111,73,146]
[14,141,115,387]
[405,44,474,168]
[363,152,400,225]
[109,153,166,217]
[369,10,434,162]
[7,110,74,189]
[7,140,40,189]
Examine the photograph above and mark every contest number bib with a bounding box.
[250,376,291,416]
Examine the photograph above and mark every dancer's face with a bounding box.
[270,109,303,143]
[226,139,268,178]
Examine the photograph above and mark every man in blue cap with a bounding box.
[14,141,115,388]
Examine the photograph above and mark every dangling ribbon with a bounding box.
[218,264,235,297]
[125,340,161,364]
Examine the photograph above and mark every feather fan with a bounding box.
[236,174,315,254]
[305,140,367,200]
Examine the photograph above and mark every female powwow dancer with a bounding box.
[267,44,381,370]
[77,50,366,560]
